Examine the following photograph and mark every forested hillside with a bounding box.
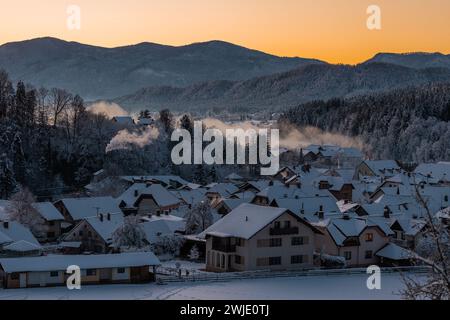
[280,83,450,162]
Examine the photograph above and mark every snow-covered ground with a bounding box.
[0,273,413,300]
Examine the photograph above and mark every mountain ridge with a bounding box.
[0,37,324,100]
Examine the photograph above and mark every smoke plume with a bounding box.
[106,127,160,153]
[87,101,129,119]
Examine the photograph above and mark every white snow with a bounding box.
[0,272,417,300]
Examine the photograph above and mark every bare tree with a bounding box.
[401,185,450,300]
[49,88,73,126]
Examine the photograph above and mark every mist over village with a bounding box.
[0,0,450,306]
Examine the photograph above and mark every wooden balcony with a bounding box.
[270,227,299,236]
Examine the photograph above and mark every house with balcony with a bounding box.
[201,203,322,272]
[313,216,392,267]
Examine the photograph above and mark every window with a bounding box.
[11,273,19,280]
[365,251,373,259]
[257,257,282,266]
[78,230,83,236]
[47,232,55,238]
[117,268,126,274]
[365,233,374,242]
[235,255,243,265]
[344,251,352,261]
[50,271,59,277]
[257,238,282,247]
[236,238,244,247]
[274,221,281,229]
[49,221,55,226]
[292,236,309,246]
[284,221,291,229]
[270,238,282,247]
[86,269,97,276]
[291,255,305,264]
[269,257,282,266]
[88,231,92,237]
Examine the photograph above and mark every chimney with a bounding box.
[384,206,390,219]
[318,211,324,220]
[3,221,9,229]
[99,214,104,222]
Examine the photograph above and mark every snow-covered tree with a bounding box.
[112,216,147,250]
[150,234,185,257]
[188,245,200,261]
[402,187,450,300]
[184,201,214,235]
[0,153,17,199]
[6,186,46,238]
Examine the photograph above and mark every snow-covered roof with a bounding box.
[57,196,121,221]
[376,243,412,260]
[0,221,41,247]
[256,185,334,204]
[202,203,319,240]
[391,218,426,236]
[32,202,64,221]
[273,196,339,216]
[206,183,239,197]
[118,183,180,208]
[220,198,252,211]
[170,189,207,206]
[83,213,124,243]
[225,173,244,180]
[202,204,288,240]
[414,163,450,182]
[0,252,160,273]
[3,240,41,252]
[363,160,400,175]
[320,217,390,246]
[120,175,189,188]
[141,219,183,243]
[112,116,134,125]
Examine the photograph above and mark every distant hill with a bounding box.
[365,52,450,69]
[112,62,450,113]
[0,37,323,100]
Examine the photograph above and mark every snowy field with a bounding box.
[0,273,413,300]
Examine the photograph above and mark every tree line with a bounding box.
[280,83,450,163]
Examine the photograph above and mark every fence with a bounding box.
[157,266,430,283]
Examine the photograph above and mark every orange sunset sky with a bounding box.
[0,0,449,64]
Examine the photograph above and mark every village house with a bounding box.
[205,183,239,206]
[389,218,427,250]
[63,213,124,253]
[117,183,181,216]
[53,196,121,224]
[0,221,42,257]
[313,216,391,267]
[414,162,450,185]
[32,202,65,242]
[353,160,400,180]
[202,203,322,272]
[0,252,160,289]
[112,116,135,126]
